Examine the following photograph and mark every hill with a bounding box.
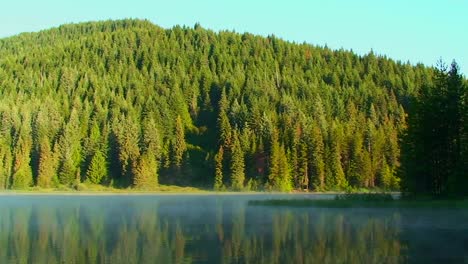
[0,19,436,191]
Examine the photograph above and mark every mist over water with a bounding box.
[0,194,467,263]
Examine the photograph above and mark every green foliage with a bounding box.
[0,19,459,191]
[173,115,186,168]
[214,146,224,190]
[310,125,325,191]
[113,115,140,184]
[230,130,245,190]
[12,119,33,189]
[296,139,309,190]
[0,143,12,189]
[132,151,158,189]
[86,150,107,184]
[57,110,82,186]
[267,131,292,192]
[379,160,400,191]
[401,61,467,197]
[37,140,58,188]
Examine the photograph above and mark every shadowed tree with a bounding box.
[401,60,467,196]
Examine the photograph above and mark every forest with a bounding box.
[0,19,465,193]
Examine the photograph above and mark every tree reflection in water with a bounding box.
[0,196,466,263]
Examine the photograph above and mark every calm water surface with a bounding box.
[0,194,467,264]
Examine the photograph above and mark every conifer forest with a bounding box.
[0,19,466,194]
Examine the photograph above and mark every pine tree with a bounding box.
[86,149,107,184]
[0,143,11,190]
[58,109,82,186]
[12,118,33,189]
[297,139,309,190]
[347,132,372,188]
[173,115,186,168]
[132,151,158,189]
[289,139,299,189]
[12,137,33,189]
[379,159,399,190]
[327,125,347,190]
[113,115,140,185]
[446,62,467,195]
[0,120,13,190]
[0,19,458,192]
[218,88,232,147]
[230,130,245,190]
[328,144,347,190]
[310,125,325,191]
[214,146,224,190]
[268,131,281,190]
[267,130,292,191]
[216,88,233,187]
[401,61,467,196]
[277,144,292,192]
[37,140,58,188]
[142,117,161,157]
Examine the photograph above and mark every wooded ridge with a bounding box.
[0,19,465,192]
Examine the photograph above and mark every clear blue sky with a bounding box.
[1,0,467,75]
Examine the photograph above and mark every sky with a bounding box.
[1,0,467,75]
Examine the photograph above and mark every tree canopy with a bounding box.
[401,61,467,197]
[0,19,459,191]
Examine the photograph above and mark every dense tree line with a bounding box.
[0,19,445,191]
[401,61,467,197]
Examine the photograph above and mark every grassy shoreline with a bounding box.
[0,184,209,195]
[0,187,338,195]
[248,193,468,209]
[0,190,344,196]
[0,183,384,195]
[0,185,401,197]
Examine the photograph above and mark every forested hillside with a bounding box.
[0,19,439,191]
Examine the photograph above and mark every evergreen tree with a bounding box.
[11,117,33,189]
[113,115,140,185]
[401,61,467,196]
[142,117,161,157]
[57,110,82,186]
[218,88,232,147]
[327,125,347,190]
[214,146,224,190]
[217,89,233,187]
[230,130,245,190]
[132,151,158,189]
[173,115,186,168]
[37,140,58,188]
[86,149,107,184]
[277,144,292,192]
[297,139,309,190]
[347,132,372,188]
[267,130,292,191]
[310,125,325,191]
[12,137,33,189]
[0,19,460,192]
[0,142,12,189]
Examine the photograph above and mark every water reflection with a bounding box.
[0,195,466,263]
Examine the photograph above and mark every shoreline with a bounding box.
[0,190,400,196]
[0,191,343,196]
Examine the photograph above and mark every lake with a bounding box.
[0,194,467,263]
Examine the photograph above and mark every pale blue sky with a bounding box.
[1,0,467,74]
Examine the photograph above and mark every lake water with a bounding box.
[0,194,467,264]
